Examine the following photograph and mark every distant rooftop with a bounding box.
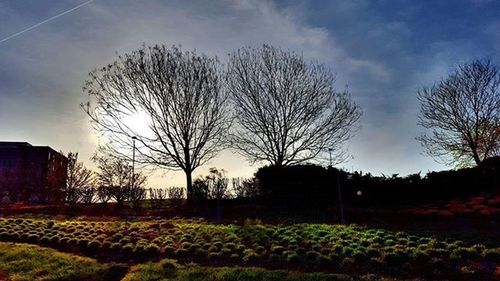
[0,142,32,147]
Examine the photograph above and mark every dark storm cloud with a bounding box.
[0,0,498,185]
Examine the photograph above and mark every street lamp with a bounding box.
[131,136,137,188]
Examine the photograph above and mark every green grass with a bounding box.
[0,242,112,281]
[122,259,380,281]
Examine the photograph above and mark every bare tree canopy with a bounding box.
[417,59,500,166]
[82,44,230,198]
[65,152,94,204]
[226,45,362,166]
[93,155,147,205]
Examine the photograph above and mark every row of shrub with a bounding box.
[254,156,500,207]
[0,217,498,277]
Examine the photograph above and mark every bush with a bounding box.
[411,250,431,264]
[483,248,500,262]
[88,240,101,252]
[243,249,258,263]
[305,251,321,263]
[383,252,406,266]
[450,247,481,262]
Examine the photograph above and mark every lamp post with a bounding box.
[131,136,137,188]
[329,148,345,224]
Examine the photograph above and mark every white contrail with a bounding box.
[0,0,95,44]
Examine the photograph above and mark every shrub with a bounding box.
[87,240,101,252]
[383,252,406,266]
[411,250,431,264]
[271,245,285,254]
[483,248,500,262]
[268,253,281,263]
[194,248,208,259]
[121,243,134,256]
[242,249,258,263]
[221,247,232,258]
[450,247,481,262]
[367,247,380,257]
[340,257,355,270]
[164,246,176,256]
[283,250,300,263]
[430,258,447,273]
[305,251,321,263]
[27,234,40,243]
[208,251,222,260]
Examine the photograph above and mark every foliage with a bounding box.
[122,259,368,281]
[192,168,231,200]
[251,157,500,206]
[0,217,495,278]
[231,177,260,199]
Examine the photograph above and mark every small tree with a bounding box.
[93,155,146,206]
[417,59,500,166]
[96,185,111,205]
[149,188,168,209]
[192,168,230,200]
[65,152,94,205]
[128,184,146,209]
[232,177,259,199]
[226,45,361,166]
[79,185,97,204]
[166,187,184,205]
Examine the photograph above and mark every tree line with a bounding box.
[79,43,499,201]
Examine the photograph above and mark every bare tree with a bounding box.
[93,155,147,206]
[65,152,94,204]
[417,59,500,166]
[79,185,97,204]
[226,45,361,166]
[82,45,230,200]
[96,185,111,205]
[149,188,168,209]
[166,187,184,206]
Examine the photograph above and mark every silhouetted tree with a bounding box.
[192,168,230,200]
[149,188,168,209]
[79,185,97,204]
[65,152,94,204]
[231,177,259,198]
[417,59,500,166]
[83,45,230,200]
[93,155,146,206]
[226,45,361,166]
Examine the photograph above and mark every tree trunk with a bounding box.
[185,170,193,201]
[471,144,481,165]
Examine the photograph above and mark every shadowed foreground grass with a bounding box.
[122,259,381,281]
[0,242,117,281]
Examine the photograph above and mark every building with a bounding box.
[0,142,67,203]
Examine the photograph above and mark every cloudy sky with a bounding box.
[1,0,499,187]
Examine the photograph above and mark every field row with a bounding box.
[0,217,498,278]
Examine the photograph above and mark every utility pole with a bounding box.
[131,136,137,188]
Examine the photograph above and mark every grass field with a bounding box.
[0,242,116,281]
[122,259,380,281]
[0,217,498,280]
